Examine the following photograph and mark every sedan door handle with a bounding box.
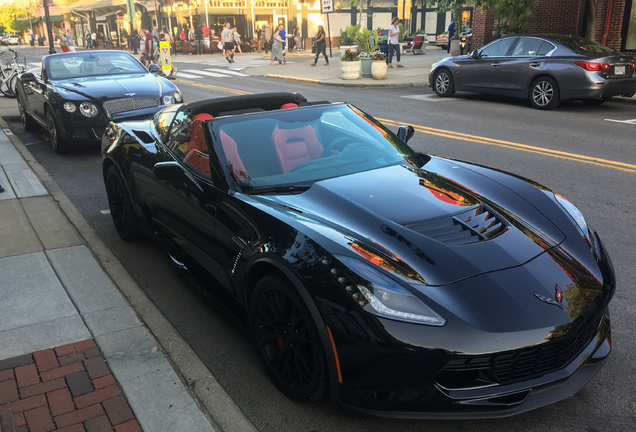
[529,62,541,68]
[491,62,501,67]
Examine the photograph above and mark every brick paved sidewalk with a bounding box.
[0,340,141,432]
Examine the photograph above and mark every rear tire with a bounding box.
[251,275,328,402]
[529,76,560,110]
[105,165,141,241]
[17,92,37,131]
[0,68,16,97]
[433,69,455,97]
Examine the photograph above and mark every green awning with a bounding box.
[49,15,63,22]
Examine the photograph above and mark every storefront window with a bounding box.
[625,0,636,50]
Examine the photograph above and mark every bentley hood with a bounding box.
[55,74,163,100]
[264,159,569,286]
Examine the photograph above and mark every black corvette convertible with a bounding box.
[15,50,182,153]
[102,92,615,418]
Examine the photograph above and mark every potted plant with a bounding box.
[371,50,387,80]
[357,28,375,78]
[340,48,360,80]
[339,24,360,56]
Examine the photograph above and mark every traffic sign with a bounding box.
[321,0,334,14]
[159,41,171,71]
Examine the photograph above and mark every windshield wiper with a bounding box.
[244,184,312,195]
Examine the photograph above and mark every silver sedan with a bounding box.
[429,34,636,109]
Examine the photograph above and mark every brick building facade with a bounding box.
[471,0,634,54]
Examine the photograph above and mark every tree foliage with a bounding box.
[437,0,536,35]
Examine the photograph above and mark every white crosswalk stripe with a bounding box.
[182,69,228,77]
[206,68,248,76]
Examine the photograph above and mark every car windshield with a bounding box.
[210,104,421,193]
[554,36,616,55]
[46,52,147,79]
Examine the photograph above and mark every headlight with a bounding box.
[162,95,173,105]
[79,102,98,118]
[332,255,446,326]
[173,91,182,102]
[63,102,76,113]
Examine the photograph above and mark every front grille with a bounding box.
[440,314,603,386]
[102,97,160,117]
[72,127,105,140]
[407,205,506,245]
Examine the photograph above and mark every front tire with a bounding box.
[433,69,455,97]
[105,165,141,241]
[46,107,69,153]
[529,76,560,110]
[251,275,327,402]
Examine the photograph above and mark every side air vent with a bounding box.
[406,205,506,245]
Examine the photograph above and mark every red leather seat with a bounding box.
[271,125,323,173]
[184,113,214,174]
[219,130,249,179]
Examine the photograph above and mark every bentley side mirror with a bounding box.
[397,125,415,143]
[148,63,162,75]
[19,72,37,83]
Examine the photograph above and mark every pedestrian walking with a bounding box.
[311,25,328,66]
[65,29,76,52]
[233,27,242,55]
[387,17,403,68]
[203,22,210,50]
[195,24,204,55]
[270,27,286,65]
[222,23,235,63]
[256,25,262,53]
[85,30,92,49]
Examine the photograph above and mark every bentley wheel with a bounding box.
[17,93,37,131]
[46,107,69,153]
[529,76,560,110]
[251,275,327,401]
[105,165,141,242]
[434,69,455,97]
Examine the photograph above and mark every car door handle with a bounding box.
[529,62,541,68]
[491,62,501,67]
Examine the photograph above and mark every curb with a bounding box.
[0,114,258,432]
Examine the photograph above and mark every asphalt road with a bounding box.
[10,54,636,431]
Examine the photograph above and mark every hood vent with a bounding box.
[406,205,506,245]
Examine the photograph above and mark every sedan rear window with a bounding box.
[555,36,615,55]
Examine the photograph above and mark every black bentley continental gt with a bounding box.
[16,50,182,153]
[102,92,615,418]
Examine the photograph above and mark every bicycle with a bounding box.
[0,48,26,98]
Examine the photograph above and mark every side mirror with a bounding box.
[148,63,162,75]
[397,125,415,143]
[470,50,479,59]
[19,72,37,82]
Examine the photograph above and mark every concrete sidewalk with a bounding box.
[0,96,256,431]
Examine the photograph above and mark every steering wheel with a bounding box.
[108,67,126,74]
[321,136,356,158]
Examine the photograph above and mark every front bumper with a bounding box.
[336,309,611,419]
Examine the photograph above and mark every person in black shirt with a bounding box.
[195,24,204,55]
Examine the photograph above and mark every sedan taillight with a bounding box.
[574,61,610,71]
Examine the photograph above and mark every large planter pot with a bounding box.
[340,61,361,80]
[339,45,359,57]
[371,60,387,80]
[360,57,373,77]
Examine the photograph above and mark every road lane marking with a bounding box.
[174,79,251,95]
[605,118,636,125]
[206,68,249,76]
[100,209,111,215]
[172,71,201,78]
[378,117,636,174]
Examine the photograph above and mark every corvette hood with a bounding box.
[55,74,162,100]
[265,160,567,286]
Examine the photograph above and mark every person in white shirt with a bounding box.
[387,17,404,68]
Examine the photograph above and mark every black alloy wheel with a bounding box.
[434,69,455,97]
[46,107,68,153]
[251,275,327,401]
[17,93,37,131]
[105,166,141,242]
[529,76,560,110]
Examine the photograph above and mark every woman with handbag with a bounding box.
[311,25,328,66]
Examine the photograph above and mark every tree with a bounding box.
[437,0,536,35]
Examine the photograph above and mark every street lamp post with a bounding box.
[43,0,57,54]
[127,0,138,54]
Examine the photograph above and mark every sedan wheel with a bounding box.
[105,166,141,242]
[251,275,327,402]
[46,108,69,153]
[434,69,455,97]
[530,77,560,110]
[18,93,37,131]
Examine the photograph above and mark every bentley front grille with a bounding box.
[103,97,160,117]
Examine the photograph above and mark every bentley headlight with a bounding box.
[162,95,173,105]
[332,255,445,326]
[63,102,76,113]
[173,91,182,102]
[79,102,98,118]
